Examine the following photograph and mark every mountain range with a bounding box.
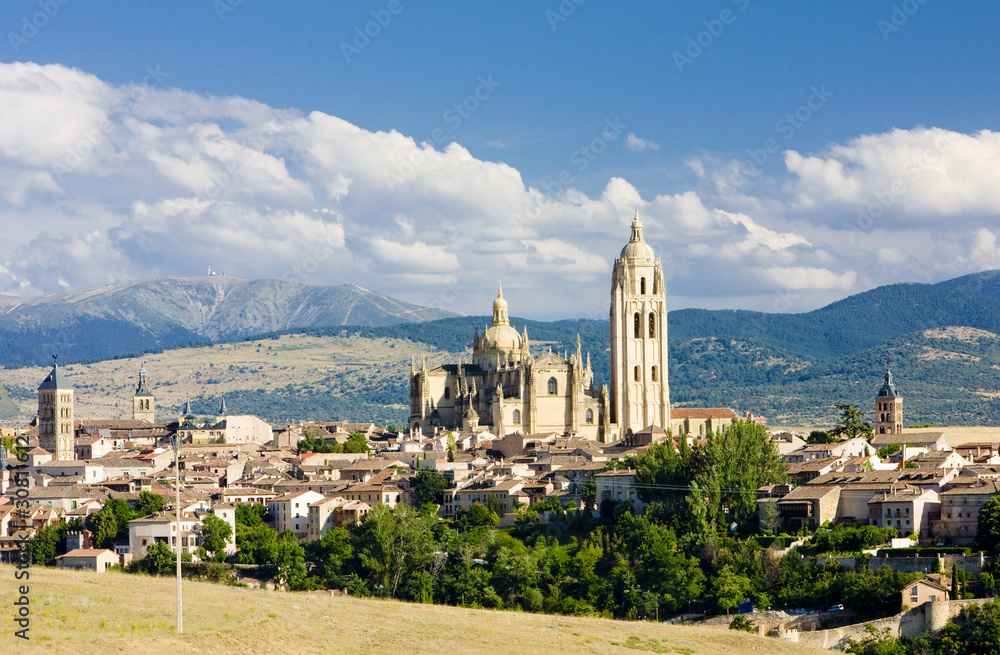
[5,271,1000,427]
[0,276,455,367]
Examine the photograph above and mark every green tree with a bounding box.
[807,430,833,444]
[486,493,502,518]
[761,500,780,536]
[344,431,369,454]
[235,502,270,528]
[830,404,874,441]
[235,522,279,565]
[711,564,751,614]
[29,525,60,565]
[843,625,906,655]
[130,541,176,576]
[354,504,436,597]
[466,503,499,528]
[633,438,690,510]
[88,504,121,549]
[200,514,233,561]
[698,419,787,525]
[978,496,1000,552]
[134,490,165,517]
[273,530,308,589]
[410,466,449,507]
[304,526,353,585]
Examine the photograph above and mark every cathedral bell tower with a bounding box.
[610,211,670,437]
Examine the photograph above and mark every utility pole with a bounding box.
[172,433,183,634]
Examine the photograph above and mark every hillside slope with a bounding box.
[0,277,456,367]
[0,566,828,655]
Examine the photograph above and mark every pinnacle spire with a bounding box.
[630,210,644,243]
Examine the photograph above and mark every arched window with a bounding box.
[649,312,656,338]
[513,409,521,424]
[651,365,658,382]
[585,409,594,424]
[444,387,451,400]
[633,365,640,381]
[640,277,646,294]
[634,312,641,338]
[547,378,557,395]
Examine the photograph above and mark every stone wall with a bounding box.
[811,552,984,575]
[789,598,992,650]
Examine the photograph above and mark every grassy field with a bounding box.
[0,332,459,425]
[0,566,831,655]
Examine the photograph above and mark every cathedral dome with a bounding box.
[620,213,656,261]
[482,324,522,352]
[620,239,656,261]
[480,283,522,353]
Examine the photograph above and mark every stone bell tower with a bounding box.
[132,362,155,423]
[38,355,74,460]
[609,210,670,437]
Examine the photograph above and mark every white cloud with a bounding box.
[625,133,660,152]
[785,127,1000,218]
[4,63,1000,316]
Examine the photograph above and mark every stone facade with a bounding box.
[410,213,678,444]
[610,212,670,437]
[409,284,609,441]
[875,365,903,435]
[37,359,74,461]
[132,362,155,423]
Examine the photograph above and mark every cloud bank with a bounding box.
[0,62,998,317]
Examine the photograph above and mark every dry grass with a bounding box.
[0,566,831,655]
[0,333,458,424]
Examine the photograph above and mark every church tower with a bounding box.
[610,211,670,438]
[132,362,155,423]
[874,364,903,435]
[37,356,74,460]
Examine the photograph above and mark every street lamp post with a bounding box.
[171,433,183,634]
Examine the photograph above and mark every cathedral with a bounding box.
[409,211,670,443]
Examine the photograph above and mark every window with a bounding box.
[649,313,656,338]
[547,378,557,395]
[634,366,640,381]
[651,365,658,382]
[653,277,658,294]
[444,387,450,399]
[585,409,593,424]
[640,277,646,294]
[634,312,641,338]
[512,409,521,424]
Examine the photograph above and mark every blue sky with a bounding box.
[1,1,999,319]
